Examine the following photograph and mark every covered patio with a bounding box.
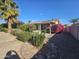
[30,20,59,34]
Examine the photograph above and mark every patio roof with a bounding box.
[30,20,59,24]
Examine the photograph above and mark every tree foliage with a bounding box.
[0,0,19,33]
[19,24,29,31]
[70,18,79,24]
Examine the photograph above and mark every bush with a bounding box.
[11,29,23,35]
[11,30,17,35]
[0,24,7,32]
[41,30,47,33]
[31,33,45,47]
[1,28,7,32]
[42,29,50,33]
[16,31,32,42]
[11,29,45,47]
[18,24,29,31]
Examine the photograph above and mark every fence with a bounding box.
[66,25,79,40]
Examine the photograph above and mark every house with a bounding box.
[29,19,60,34]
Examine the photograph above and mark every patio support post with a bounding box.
[50,23,52,34]
[39,24,41,33]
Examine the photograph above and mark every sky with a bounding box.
[1,0,79,24]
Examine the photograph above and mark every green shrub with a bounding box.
[1,28,7,32]
[11,29,45,47]
[18,24,29,31]
[11,29,23,35]
[11,30,17,35]
[42,29,50,33]
[41,30,47,33]
[31,33,45,47]
[16,32,32,42]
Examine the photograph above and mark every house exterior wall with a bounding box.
[66,25,79,40]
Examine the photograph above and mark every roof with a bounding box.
[30,20,59,24]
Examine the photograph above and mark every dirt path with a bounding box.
[0,32,38,59]
[0,32,55,59]
[0,32,23,59]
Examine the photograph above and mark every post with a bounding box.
[50,23,51,34]
[38,24,41,33]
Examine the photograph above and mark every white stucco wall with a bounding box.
[66,25,79,40]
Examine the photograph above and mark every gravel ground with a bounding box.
[0,32,23,59]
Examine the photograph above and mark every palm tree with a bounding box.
[70,18,79,24]
[28,20,31,24]
[0,0,19,33]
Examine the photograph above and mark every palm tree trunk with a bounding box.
[8,19,12,33]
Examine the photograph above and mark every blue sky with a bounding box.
[1,0,79,24]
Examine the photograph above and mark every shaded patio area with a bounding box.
[31,32,79,59]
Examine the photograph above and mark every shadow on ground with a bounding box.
[31,32,79,59]
[4,50,21,59]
